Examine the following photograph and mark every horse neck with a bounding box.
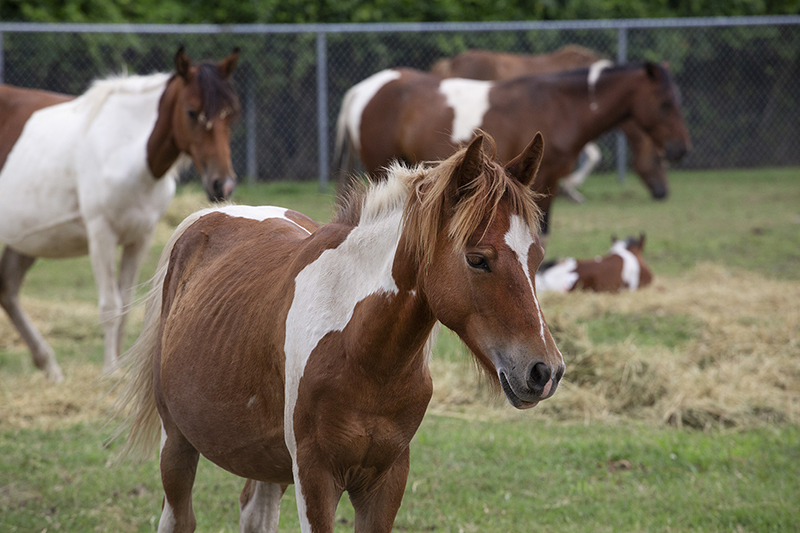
[559,69,642,151]
[146,78,182,178]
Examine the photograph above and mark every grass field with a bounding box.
[1,167,799,532]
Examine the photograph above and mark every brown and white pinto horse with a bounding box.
[536,234,652,293]
[334,62,690,238]
[0,47,240,381]
[431,46,671,202]
[119,134,564,532]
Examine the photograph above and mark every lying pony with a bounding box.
[536,235,652,293]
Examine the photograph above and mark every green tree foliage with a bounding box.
[2,0,799,24]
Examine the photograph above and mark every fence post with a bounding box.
[616,26,628,183]
[246,67,257,184]
[316,31,329,192]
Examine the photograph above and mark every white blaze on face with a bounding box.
[282,208,403,531]
[345,69,402,151]
[504,214,547,346]
[438,78,493,143]
[610,240,641,290]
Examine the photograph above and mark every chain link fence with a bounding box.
[1,17,799,186]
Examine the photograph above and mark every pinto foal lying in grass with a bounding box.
[536,234,652,293]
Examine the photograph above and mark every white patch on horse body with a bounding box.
[504,215,547,346]
[239,481,282,532]
[588,59,613,111]
[343,69,401,152]
[283,196,405,531]
[217,205,312,235]
[247,395,257,408]
[610,240,641,290]
[535,258,579,293]
[439,78,493,143]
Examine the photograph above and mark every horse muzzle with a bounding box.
[208,176,237,202]
[498,361,565,410]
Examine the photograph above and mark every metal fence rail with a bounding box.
[1,16,798,189]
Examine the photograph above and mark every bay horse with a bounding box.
[118,133,564,532]
[536,234,652,293]
[431,45,671,202]
[334,62,690,239]
[0,47,240,381]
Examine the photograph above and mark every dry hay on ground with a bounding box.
[1,263,798,433]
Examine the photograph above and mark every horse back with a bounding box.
[0,85,74,172]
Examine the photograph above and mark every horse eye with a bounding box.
[187,110,199,121]
[466,254,490,272]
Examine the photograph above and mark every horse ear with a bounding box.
[644,61,660,81]
[453,134,486,191]
[175,46,192,81]
[638,233,646,250]
[505,132,544,187]
[219,47,240,79]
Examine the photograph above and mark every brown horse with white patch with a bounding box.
[431,46,671,201]
[335,62,690,239]
[119,133,564,532]
[0,47,239,380]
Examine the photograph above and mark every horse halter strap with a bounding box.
[587,60,613,112]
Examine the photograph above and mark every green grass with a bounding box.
[2,168,799,531]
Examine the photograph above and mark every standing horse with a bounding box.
[334,62,690,239]
[431,46,670,202]
[119,133,564,532]
[536,234,652,293]
[0,47,240,381]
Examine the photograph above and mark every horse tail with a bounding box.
[332,85,360,188]
[114,207,220,461]
[430,57,453,77]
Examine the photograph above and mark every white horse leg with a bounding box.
[239,480,284,533]
[560,142,602,203]
[86,219,123,374]
[116,237,152,356]
[0,246,64,382]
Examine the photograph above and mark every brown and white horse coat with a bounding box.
[335,63,690,237]
[121,134,564,532]
[536,235,652,293]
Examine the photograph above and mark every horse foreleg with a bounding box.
[159,420,201,533]
[86,220,124,374]
[116,237,152,357]
[0,246,63,382]
[350,448,410,533]
[239,480,286,533]
[560,142,602,203]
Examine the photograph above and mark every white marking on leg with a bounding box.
[439,79,493,143]
[158,420,177,533]
[588,59,613,111]
[504,215,547,346]
[610,240,641,290]
[343,69,402,152]
[239,481,282,533]
[283,208,404,532]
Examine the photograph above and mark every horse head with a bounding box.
[410,132,564,409]
[631,62,691,164]
[149,46,241,202]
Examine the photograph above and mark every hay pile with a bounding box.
[429,263,800,429]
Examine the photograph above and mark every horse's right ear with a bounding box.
[218,47,240,79]
[505,132,544,187]
[175,46,192,81]
[453,134,486,191]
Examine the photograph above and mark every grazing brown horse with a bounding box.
[536,234,652,293]
[0,47,240,381]
[431,46,671,201]
[119,133,564,532]
[335,62,690,238]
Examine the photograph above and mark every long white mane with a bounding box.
[76,72,172,130]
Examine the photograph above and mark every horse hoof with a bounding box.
[45,365,65,383]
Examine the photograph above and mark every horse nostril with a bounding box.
[528,362,551,390]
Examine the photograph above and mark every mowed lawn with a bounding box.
[1,167,799,532]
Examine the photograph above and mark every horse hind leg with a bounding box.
[159,419,201,533]
[239,480,286,533]
[0,246,63,382]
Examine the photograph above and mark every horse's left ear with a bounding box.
[175,46,192,81]
[219,47,240,79]
[505,131,544,187]
[453,134,486,191]
[645,62,660,81]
